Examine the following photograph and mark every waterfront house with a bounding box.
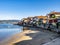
[47,12,60,19]
[18,18,29,25]
[36,16,47,23]
[27,17,34,26]
[47,12,60,27]
[22,18,30,25]
[35,16,47,27]
[47,12,60,24]
[29,16,47,27]
[30,16,39,26]
[18,18,26,25]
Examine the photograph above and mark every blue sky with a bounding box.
[0,0,60,20]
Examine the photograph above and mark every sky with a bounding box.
[0,0,60,20]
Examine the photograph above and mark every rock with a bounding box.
[23,27,29,31]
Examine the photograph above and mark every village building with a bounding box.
[35,16,47,24]
[28,16,47,27]
[47,12,60,24]
[47,12,60,19]
[46,12,60,30]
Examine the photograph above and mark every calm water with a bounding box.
[0,23,23,41]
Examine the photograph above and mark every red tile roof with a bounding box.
[49,12,60,14]
[36,16,47,19]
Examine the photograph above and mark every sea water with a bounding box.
[0,23,23,42]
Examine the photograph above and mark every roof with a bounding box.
[36,16,47,19]
[48,12,60,15]
[47,12,60,16]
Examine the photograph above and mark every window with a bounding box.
[50,14,55,18]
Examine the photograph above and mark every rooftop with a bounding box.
[49,12,60,14]
[36,16,47,19]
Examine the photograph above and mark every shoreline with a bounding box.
[0,30,39,45]
[0,29,59,45]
